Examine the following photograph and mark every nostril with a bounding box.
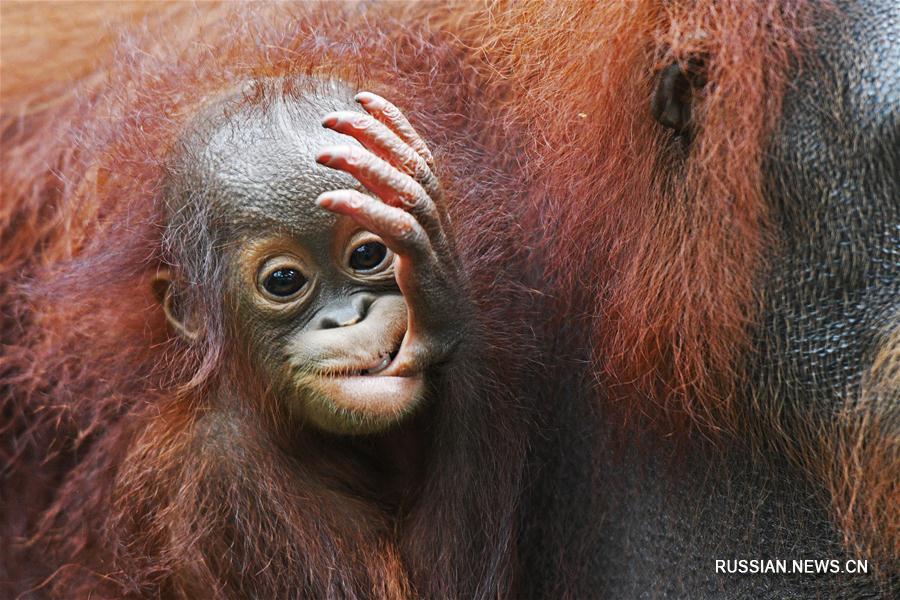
[352,293,376,321]
[317,314,342,330]
[318,309,358,329]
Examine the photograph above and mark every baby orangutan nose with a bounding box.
[310,293,376,330]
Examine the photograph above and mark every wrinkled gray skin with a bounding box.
[519,1,898,598]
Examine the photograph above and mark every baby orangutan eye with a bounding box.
[349,241,388,272]
[257,260,308,301]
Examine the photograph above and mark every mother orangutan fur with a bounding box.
[1,0,897,597]
[447,0,895,576]
[415,0,896,579]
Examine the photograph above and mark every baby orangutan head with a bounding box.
[156,79,464,434]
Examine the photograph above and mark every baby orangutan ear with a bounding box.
[152,267,200,341]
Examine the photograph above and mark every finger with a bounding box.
[386,256,464,377]
[355,92,435,169]
[386,331,444,377]
[316,145,443,240]
[315,190,432,262]
[321,110,440,198]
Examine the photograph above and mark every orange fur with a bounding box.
[407,0,896,577]
[821,328,900,574]
[414,0,811,430]
[1,0,894,595]
[2,3,537,596]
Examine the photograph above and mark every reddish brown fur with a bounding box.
[817,328,900,570]
[420,0,898,577]
[414,0,811,432]
[2,3,538,597]
[2,0,896,595]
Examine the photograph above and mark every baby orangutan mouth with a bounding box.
[308,310,427,432]
[346,344,400,376]
[358,347,399,376]
[280,290,430,434]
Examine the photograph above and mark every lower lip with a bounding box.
[317,374,425,418]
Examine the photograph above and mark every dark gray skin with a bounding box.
[521,0,898,597]
[159,81,466,435]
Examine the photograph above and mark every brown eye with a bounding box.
[260,267,307,299]
[349,242,388,271]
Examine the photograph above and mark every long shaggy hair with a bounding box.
[1,3,540,597]
[2,0,896,595]
[430,0,900,573]
[415,0,810,430]
[408,0,897,577]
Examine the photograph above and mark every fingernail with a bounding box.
[355,92,383,109]
[316,195,333,208]
[321,113,338,128]
[317,144,349,167]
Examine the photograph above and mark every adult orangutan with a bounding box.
[414,0,898,597]
[1,1,897,599]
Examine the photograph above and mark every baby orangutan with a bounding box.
[157,79,467,434]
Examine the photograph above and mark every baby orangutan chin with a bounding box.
[156,79,466,434]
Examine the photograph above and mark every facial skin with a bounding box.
[160,81,466,434]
